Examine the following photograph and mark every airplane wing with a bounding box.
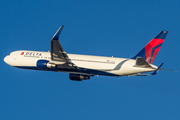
[51,25,78,69]
[51,25,68,62]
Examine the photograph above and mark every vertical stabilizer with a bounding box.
[131,31,168,64]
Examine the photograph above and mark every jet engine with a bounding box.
[69,73,90,81]
[36,60,56,69]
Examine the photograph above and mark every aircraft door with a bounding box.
[11,52,17,60]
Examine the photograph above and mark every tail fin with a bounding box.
[131,31,168,64]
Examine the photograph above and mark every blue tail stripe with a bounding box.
[155,31,168,39]
[131,48,146,60]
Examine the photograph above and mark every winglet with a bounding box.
[52,25,64,40]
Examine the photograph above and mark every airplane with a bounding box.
[4,25,169,81]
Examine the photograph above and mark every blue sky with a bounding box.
[1,0,180,119]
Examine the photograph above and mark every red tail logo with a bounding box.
[132,31,168,63]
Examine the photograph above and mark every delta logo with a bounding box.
[20,52,42,57]
[20,52,24,55]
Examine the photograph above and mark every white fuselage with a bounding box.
[4,50,158,77]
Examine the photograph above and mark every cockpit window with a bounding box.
[9,52,14,56]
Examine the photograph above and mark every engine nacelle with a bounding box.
[36,60,56,69]
[69,73,90,81]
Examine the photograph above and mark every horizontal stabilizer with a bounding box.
[151,63,163,75]
[134,57,152,68]
[134,63,164,76]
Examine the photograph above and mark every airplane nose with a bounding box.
[4,56,9,64]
